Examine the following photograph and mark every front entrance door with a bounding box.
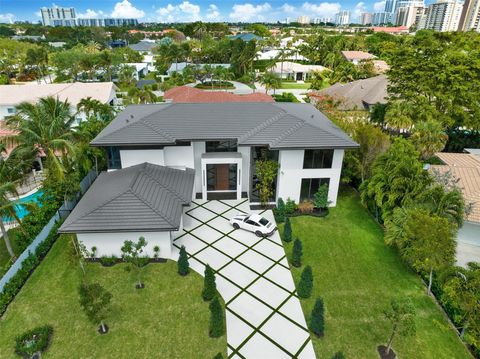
[206,163,238,199]
[212,164,230,190]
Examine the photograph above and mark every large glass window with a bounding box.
[300,178,330,201]
[107,147,121,169]
[250,146,279,202]
[206,140,237,153]
[303,149,334,169]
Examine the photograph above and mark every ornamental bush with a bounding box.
[292,238,303,267]
[285,198,297,215]
[177,245,190,276]
[209,296,225,338]
[15,325,53,357]
[283,217,292,243]
[310,297,325,337]
[202,264,217,301]
[297,265,313,298]
[275,197,286,223]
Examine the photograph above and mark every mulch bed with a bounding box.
[377,345,397,359]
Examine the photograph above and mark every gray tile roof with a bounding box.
[59,163,195,233]
[128,40,157,52]
[91,103,358,150]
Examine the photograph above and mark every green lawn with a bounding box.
[280,82,311,89]
[282,188,471,359]
[0,235,227,358]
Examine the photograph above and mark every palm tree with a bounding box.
[118,65,136,87]
[98,50,114,82]
[384,101,414,133]
[259,72,281,95]
[411,120,448,160]
[6,97,77,182]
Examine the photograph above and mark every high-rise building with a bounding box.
[458,0,480,30]
[394,0,426,26]
[77,18,139,27]
[385,0,398,13]
[335,10,351,25]
[41,6,76,26]
[419,0,463,31]
[313,17,333,24]
[297,15,311,24]
[372,11,392,24]
[360,12,374,24]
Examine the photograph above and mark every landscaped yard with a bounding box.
[282,188,472,359]
[0,235,227,358]
[280,82,311,89]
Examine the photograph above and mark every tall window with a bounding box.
[303,149,334,169]
[300,178,330,201]
[107,147,121,169]
[206,140,237,153]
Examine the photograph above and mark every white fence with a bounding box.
[0,170,98,293]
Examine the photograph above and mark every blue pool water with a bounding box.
[3,190,44,221]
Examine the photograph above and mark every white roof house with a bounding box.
[256,49,306,61]
[280,37,305,48]
[0,82,118,120]
[269,62,327,81]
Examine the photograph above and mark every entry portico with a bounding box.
[201,152,243,200]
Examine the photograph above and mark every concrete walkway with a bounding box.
[171,199,315,359]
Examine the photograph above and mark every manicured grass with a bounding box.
[281,188,471,359]
[0,235,227,358]
[280,82,311,89]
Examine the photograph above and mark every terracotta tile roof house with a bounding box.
[430,152,480,224]
[164,86,274,103]
[341,51,376,63]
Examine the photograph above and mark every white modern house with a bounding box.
[269,62,327,81]
[59,103,358,257]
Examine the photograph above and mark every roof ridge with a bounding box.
[141,164,189,202]
[129,186,177,228]
[238,108,286,143]
[270,119,307,147]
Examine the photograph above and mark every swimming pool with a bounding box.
[3,190,44,221]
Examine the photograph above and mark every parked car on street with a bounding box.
[230,213,277,237]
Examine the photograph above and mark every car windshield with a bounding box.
[259,217,269,226]
[243,215,250,222]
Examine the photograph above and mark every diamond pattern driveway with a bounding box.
[171,199,316,359]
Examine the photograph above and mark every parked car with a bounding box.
[230,213,277,237]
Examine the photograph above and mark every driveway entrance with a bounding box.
[172,199,315,359]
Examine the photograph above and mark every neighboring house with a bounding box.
[372,60,390,74]
[59,102,357,257]
[0,82,118,121]
[229,33,263,42]
[11,35,45,41]
[279,37,305,48]
[48,41,66,48]
[142,54,155,71]
[166,63,231,76]
[136,80,157,89]
[430,151,480,267]
[122,63,149,81]
[269,62,327,81]
[256,49,306,61]
[128,40,157,55]
[164,86,274,103]
[309,75,388,110]
[341,51,376,65]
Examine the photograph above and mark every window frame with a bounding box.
[303,149,334,169]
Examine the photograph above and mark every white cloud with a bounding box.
[34,11,42,17]
[354,1,367,17]
[206,4,220,19]
[229,3,271,21]
[0,13,15,23]
[77,9,104,18]
[301,2,341,17]
[111,0,145,18]
[373,0,386,11]
[280,3,296,13]
[156,1,201,22]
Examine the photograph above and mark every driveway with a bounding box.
[171,199,315,359]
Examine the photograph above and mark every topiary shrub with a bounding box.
[209,296,225,338]
[283,217,292,243]
[15,325,53,358]
[275,197,286,223]
[291,238,303,267]
[177,245,190,276]
[297,265,313,298]
[202,264,217,301]
[310,297,325,337]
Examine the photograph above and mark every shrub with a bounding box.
[298,200,314,214]
[275,197,286,223]
[178,245,190,276]
[213,353,224,359]
[332,352,345,359]
[285,198,297,215]
[313,184,329,210]
[151,83,158,91]
[153,245,160,259]
[15,325,53,357]
[202,264,217,301]
[78,282,112,334]
[292,238,303,267]
[310,297,325,337]
[209,296,225,338]
[297,265,313,298]
[99,255,118,267]
[283,217,292,243]
[272,92,300,103]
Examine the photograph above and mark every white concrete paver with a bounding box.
[172,199,316,359]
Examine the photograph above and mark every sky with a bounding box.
[0,0,389,24]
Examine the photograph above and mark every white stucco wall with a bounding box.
[238,146,251,192]
[164,144,194,169]
[120,149,165,168]
[276,149,344,206]
[77,231,173,258]
[193,142,206,194]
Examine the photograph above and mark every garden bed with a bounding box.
[195,81,235,90]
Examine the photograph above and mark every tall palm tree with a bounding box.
[6,97,77,182]
[259,72,281,95]
[411,120,448,160]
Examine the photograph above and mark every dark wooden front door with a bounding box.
[214,164,230,191]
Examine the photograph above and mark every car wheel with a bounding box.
[233,223,240,229]
[255,231,263,237]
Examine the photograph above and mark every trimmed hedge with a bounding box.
[0,221,61,317]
